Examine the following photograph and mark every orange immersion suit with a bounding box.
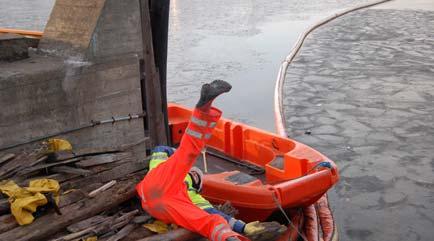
[136,107,248,241]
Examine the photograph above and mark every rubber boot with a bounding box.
[196,79,232,111]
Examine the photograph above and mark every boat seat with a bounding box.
[268,155,285,170]
[224,172,258,185]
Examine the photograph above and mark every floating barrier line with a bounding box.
[0,28,43,38]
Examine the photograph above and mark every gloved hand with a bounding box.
[244,221,265,236]
[152,145,175,157]
[244,221,287,241]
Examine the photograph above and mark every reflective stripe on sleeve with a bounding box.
[217,228,231,241]
[139,187,146,202]
[211,224,225,241]
[204,133,212,140]
[228,218,236,229]
[186,128,203,139]
[151,152,169,160]
[209,122,217,128]
[191,116,208,127]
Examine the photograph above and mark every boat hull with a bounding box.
[168,103,339,222]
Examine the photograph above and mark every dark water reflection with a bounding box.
[167,0,368,130]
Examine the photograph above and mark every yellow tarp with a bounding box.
[0,179,60,225]
[143,220,170,234]
[44,138,73,153]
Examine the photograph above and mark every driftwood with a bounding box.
[0,199,9,215]
[66,215,109,233]
[0,145,152,241]
[75,153,131,168]
[73,147,121,157]
[63,161,146,190]
[138,228,203,241]
[106,223,137,241]
[48,151,76,162]
[0,152,40,179]
[52,226,96,241]
[0,173,144,241]
[54,210,140,241]
[0,153,15,165]
[117,226,154,241]
[88,180,117,198]
[59,190,89,208]
[133,215,152,224]
[16,157,83,176]
[51,166,92,176]
[0,214,18,233]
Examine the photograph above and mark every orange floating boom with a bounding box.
[0,28,43,38]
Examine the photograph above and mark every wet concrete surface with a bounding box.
[282,8,434,241]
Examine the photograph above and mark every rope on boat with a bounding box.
[272,1,394,241]
[271,191,308,241]
[0,113,146,152]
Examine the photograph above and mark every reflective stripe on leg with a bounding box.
[228,218,237,229]
[217,228,233,241]
[191,116,208,127]
[186,128,203,139]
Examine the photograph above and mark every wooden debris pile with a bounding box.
[0,145,165,241]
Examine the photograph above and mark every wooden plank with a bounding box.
[88,180,117,198]
[0,152,39,179]
[63,162,147,190]
[48,151,76,162]
[75,153,131,168]
[139,0,167,146]
[0,214,18,233]
[73,147,121,157]
[51,226,96,241]
[51,166,92,176]
[0,199,9,215]
[0,173,143,241]
[133,215,152,224]
[137,228,203,241]
[0,153,15,165]
[16,157,83,176]
[118,226,154,241]
[66,215,109,233]
[106,224,136,241]
[149,0,171,145]
[59,189,88,208]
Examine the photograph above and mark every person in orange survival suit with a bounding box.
[136,80,248,241]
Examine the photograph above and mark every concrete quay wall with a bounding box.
[0,0,148,152]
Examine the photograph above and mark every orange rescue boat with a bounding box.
[168,103,339,222]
